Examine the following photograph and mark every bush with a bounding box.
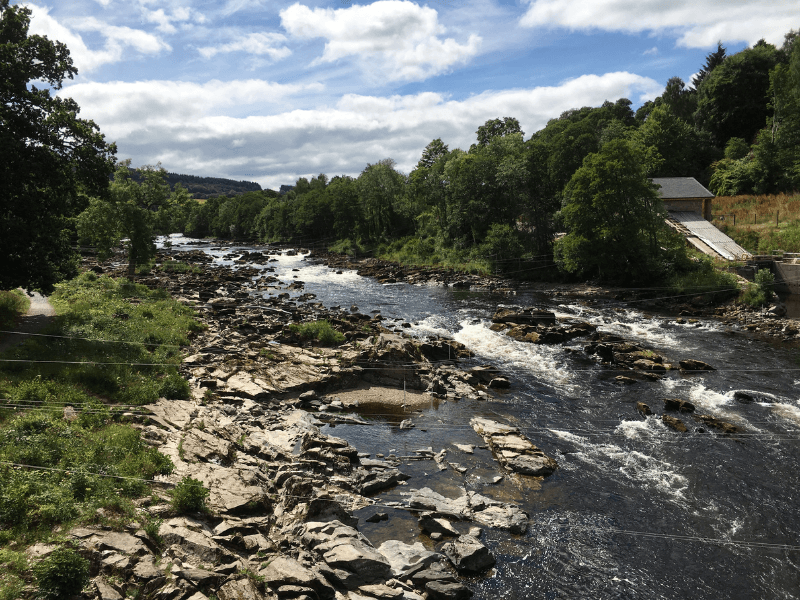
[287,320,345,346]
[33,546,89,599]
[741,267,775,307]
[171,476,210,514]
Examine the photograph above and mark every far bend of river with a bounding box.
[163,236,800,600]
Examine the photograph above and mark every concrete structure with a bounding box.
[652,177,714,220]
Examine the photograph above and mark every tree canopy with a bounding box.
[0,0,116,292]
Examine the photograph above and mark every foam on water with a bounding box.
[660,378,734,412]
[549,429,689,502]
[454,320,577,392]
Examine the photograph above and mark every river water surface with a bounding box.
[165,236,800,600]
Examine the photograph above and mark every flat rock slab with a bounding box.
[377,540,443,577]
[470,417,556,477]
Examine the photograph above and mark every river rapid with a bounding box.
[164,235,800,600]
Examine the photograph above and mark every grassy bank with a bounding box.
[0,290,30,329]
[712,193,800,254]
[0,273,203,598]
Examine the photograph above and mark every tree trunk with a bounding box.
[127,247,136,279]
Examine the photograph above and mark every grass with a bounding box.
[374,237,493,275]
[0,272,202,598]
[158,261,202,275]
[712,193,800,254]
[1,272,203,405]
[0,290,30,329]
[286,320,345,346]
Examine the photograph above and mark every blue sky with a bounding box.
[22,0,796,189]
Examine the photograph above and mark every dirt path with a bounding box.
[0,291,55,354]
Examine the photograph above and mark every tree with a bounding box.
[77,162,169,277]
[555,139,678,283]
[475,117,523,147]
[0,0,116,292]
[695,42,779,146]
[692,42,727,89]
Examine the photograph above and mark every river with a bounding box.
[164,235,800,600]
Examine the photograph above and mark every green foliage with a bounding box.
[142,514,164,546]
[555,139,681,283]
[159,261,201,274]
[171,476,210,514]
[0,1,116,293]
[1,273,201,405]
[78,162,171,277]
[740,268,775,307]
[0,290,30,329]
[287,320,345,346]
[668,259,740,300]
[479,224,525,273]
[33,545,90,599]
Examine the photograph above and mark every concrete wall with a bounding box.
[663,198,712,220]
[774,262,800,295]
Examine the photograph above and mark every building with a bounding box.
[651,177,714,220]
[652,177,750,261]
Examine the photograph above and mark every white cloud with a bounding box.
[59,72,660,188]
[280,1,481,81]
[643,46,658,56]
[519,0,798,47]
[198,32,291,61]
[141,6,206,33]
[26,5,170,72]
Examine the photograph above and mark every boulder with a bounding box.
[662,398,695,413]
[636,402,652,416]
[694,414,740,434]
[661,415,687,432]
[377,540,443,577]
[425,581,474,600]
[217,578,266,600]
[679,359,714,372]
[441,535,495,574]
[260,556,335,600]
[419,514,459,537]
[492,308,555,326]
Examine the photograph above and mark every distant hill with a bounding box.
[122,168,263,199]
[165,172,261,199]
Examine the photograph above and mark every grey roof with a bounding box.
[651,177,714,199]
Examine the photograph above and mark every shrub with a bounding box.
[741,267,775,307]
[171,476,210,514]
[33,546,89,599]
[287,320,345,346]
[158,371,191,399]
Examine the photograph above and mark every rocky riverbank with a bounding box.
[63,242,795,600]
[66,248,559,600]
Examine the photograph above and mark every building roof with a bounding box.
[651,177,714,199]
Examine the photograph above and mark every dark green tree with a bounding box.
[475,117,523,147]
[555,139,678,283]
[0,0,116,292]
[692,42,727,89]
[695,41,779,146]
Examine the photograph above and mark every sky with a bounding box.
[21,0,799,190]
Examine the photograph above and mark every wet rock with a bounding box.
[679,359,715,372]
[470,417,556,477]
[441,535,495,574]
[662,414,688,432]
[425,581,474,600]
[366,513,389,523]
[663,398,695,413]
[492,308,555,326]
[636,402,652,416]
[693,414,740,434]
[488,377,511,389]
[615,376,637,385]
[733,391,755,403]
